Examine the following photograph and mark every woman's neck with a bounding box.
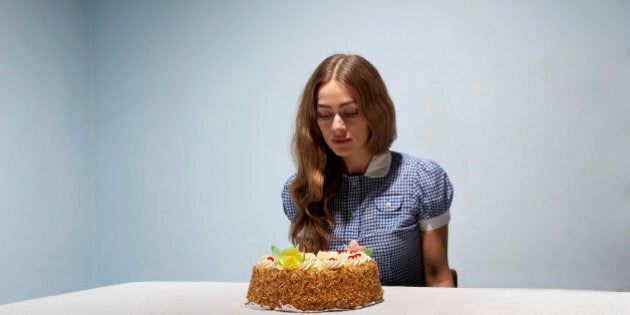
[343,152,373,176]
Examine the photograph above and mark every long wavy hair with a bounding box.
[289,54,397,252]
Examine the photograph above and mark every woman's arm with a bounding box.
[421,224,455,287]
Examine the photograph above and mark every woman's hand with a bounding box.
[421,224,455,287]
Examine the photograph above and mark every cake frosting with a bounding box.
[246,241,383,311]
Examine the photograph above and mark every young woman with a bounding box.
[282,54,455,287]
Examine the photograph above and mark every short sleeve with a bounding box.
[415,160,454,231]
[282,174,297,221]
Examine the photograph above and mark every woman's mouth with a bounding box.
[331,138,350,145]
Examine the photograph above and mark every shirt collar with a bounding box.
[363,151,391,178]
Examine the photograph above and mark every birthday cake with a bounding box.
[245,241,383,311]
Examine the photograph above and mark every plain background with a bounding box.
[1,0,628,305]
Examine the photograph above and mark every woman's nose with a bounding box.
[332,113,346,131]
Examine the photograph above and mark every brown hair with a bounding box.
[289,54,397,252]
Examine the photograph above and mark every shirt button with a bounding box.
[351,211,356,217]
[385,202,392,208]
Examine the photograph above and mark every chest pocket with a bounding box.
[375,195,403,212]
[374,195,405,229]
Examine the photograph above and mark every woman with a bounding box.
[282,54,455,287]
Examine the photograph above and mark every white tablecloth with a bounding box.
[0,282,628,314]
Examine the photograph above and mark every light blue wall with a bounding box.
[0,0,94,304]
[1,0,629,305]
[91,0,296,285]
[92,0,629,290]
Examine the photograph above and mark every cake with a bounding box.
[245,241,383,311]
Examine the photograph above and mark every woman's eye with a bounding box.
[341,110,359,118]
[318,112,333,119]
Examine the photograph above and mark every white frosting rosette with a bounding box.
[257,240,375,271]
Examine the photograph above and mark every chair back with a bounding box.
[450,269,458,288]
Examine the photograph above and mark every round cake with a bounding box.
[246,243,383,311]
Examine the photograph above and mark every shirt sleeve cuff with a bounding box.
[419,209,450,231]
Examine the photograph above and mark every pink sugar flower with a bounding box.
[349,240,366,252]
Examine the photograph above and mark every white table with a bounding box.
[0,282,628,314]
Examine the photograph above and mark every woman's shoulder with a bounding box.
[390,151,447,174]
[284,173,297,183]
[282,173,297,191]
[390,151,453,204]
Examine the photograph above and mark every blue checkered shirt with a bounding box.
[282,151,453,286]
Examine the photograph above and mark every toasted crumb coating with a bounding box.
[246,260,383,311]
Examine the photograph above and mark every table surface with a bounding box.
[1,282,628,314]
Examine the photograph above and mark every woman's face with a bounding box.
[316,80,371,165]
